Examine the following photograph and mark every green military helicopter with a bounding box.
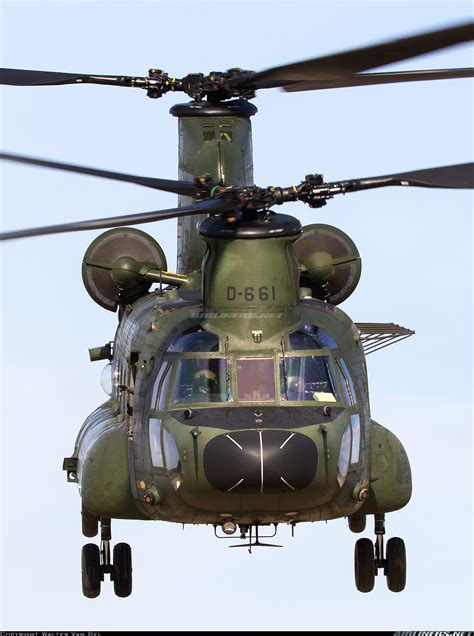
[1,22,473,599]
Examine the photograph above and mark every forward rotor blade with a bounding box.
[0,68,147,87]
[0,152,200,197]
[331,163,474,193]
[234,22,474,90]
[284,67,474,92]
[0,199,236,241]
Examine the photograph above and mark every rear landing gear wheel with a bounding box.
[113,542,133,597]
[354,538,375,592]
[386,537,406,592]
[81,543,101,598]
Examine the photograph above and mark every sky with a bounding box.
[0,0,473,631]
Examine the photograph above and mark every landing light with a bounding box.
[222,521,237,535]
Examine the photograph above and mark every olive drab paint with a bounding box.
[65,101,412,594]
[170,101,257,274]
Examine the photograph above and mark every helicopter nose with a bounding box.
[203,430,317,494]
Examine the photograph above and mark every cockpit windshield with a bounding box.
[289,324,338,350]
[236,357,275,402]
[280,355,338,402]
[153,324,345,409]
[169,358,230,405]
[168,329,219,352]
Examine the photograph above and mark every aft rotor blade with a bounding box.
[284,67,474,92]
[0,152,200,197]
[0,199,237,241]
[331,163,474,193]
[234,22,474,90]
[0,68,148,87]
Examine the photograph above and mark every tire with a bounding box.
[81,503,99,538]
[354,538,375,592]
[81,543,101,598]
[113,542,132,598]
[386,537,406,592]
[348,512,366,533]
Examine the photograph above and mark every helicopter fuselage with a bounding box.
[71,215,411,527]
[65,99,411,530]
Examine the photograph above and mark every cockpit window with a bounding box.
[170,358,230,405]
[237,357,275,402]
[289,324,337,350]
[280,355,338,402]
[168,329,219,352]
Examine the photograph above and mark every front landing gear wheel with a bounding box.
[386,537,406,592]
[81,543,101,598]
[113,542,132,597]
[354,538,375,592]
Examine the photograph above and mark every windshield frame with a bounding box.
[158,348,350,409]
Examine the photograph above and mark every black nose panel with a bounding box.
[203,430,317,494]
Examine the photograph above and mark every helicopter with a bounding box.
[1,19,473,603]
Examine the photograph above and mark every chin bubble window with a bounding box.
[149,418,164,468]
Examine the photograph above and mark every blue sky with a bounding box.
[1,0,473,630]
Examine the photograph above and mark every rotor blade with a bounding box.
[0,68,148,87]
[330,163,474,194]
[0,152,200,197]
[0,199,237,241]
[284,67,474,92]
[234,22,474,90]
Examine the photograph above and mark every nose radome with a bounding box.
[203,429,317,494]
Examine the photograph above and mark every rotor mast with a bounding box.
[170,100,257,274]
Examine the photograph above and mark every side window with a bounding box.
[335,358,357,405]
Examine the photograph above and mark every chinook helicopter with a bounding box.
[1,21,473,600]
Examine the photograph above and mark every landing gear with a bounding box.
[81,516,133,598]
[113,542,133,597]
[81,543,101,598]
[353,513,406,593]
[354,538,375,592]
[386,537,406,592]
